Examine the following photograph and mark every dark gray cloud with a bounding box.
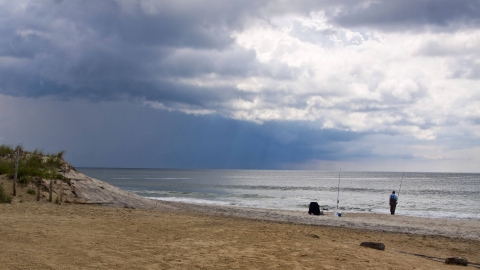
[157,47,258,77]
[329,0,480,31]
[0,0,296,115]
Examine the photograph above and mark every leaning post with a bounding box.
[13,147,19,196]
[49,180,53,202]
[36,177,41,201]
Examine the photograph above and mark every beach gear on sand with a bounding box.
[308,202,323,215]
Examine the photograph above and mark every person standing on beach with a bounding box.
[389,191,398,215]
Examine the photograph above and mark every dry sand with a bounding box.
[1,197,479,270]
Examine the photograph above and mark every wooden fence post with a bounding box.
[36,177,41,201]
[13,148,19,196]
[49,180,53,202]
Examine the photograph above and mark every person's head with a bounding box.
[392,191,395,194]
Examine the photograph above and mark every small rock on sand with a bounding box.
[360,242,385,251]
[445,257,468,266]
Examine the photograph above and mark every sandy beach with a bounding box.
[1,197,479,270]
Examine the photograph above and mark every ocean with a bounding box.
[77,168,480,220]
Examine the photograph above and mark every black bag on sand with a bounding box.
[308,202,321,215]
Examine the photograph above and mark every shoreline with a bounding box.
[148,199,480,241]
[3,170,478,241]
[149,197,480,221]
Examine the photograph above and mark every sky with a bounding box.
[1,0,479,172]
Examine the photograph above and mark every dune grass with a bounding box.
[0,144,70,184]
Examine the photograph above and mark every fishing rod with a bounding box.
[336,169,341,210]
[398,172,404,198]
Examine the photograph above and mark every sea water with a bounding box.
[78,169,480,220]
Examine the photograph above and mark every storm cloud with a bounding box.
[330,0,480,30]
[1,0,479,171]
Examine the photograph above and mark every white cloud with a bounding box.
[157,15,457,141]
[145,101,215,116]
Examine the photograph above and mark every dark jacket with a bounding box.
[389,194,398,205]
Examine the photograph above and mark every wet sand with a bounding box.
[160,201,480,241]
[1,200,479,270]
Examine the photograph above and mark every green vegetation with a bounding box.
[27,188,36,195]
[0,144,15,157]
[0,183,12,203]
[0,144,71,184]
